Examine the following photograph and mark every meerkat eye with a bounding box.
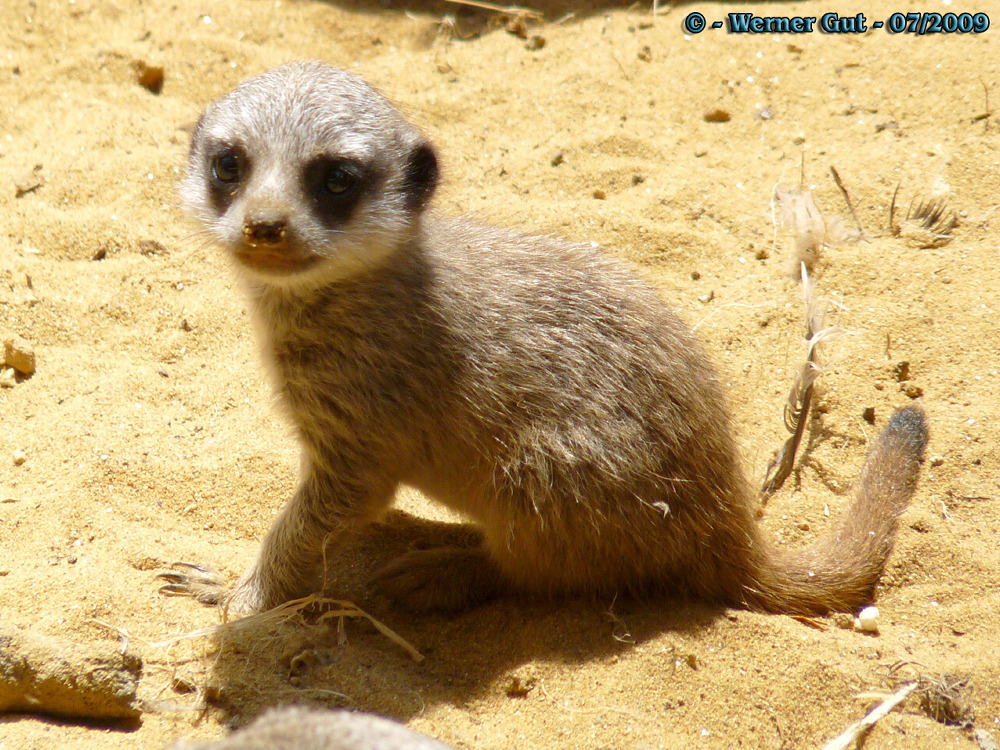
[323,164,358,197]
[304,158,365,226]
[212,151,242,184]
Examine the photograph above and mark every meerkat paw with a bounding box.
[158,562,229,605]
[159,563,291,615]
[158,563,265,615]
[372,547,504,612]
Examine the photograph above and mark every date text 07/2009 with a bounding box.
[722,11,990,35]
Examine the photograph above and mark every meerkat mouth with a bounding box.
[234,246,322,274]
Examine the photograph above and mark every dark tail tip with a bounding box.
[884,406,929,460]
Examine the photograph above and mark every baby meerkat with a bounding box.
[167,706,455,750]
[162,61,927,616]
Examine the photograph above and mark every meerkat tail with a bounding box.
[743,406,928,615]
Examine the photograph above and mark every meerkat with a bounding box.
[160,60,927,616]
[167,706,456,750]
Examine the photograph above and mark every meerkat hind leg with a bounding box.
[373,546,506,612]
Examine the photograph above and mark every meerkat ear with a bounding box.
[402,141,439,210]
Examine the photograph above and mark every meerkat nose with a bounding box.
[243,217,288,246]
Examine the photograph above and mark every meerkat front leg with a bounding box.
[161,467,395,613]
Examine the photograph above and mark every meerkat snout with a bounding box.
[243,218,287,246]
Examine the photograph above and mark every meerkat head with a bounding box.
[181,61,439,287]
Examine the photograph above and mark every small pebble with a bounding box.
[134,61,165,94]
[0,367,15,388]
[854,605,879,633]
[12,449,27,466]
[4,336,35,375]
[832,612,854,629]
[703,108,731,123]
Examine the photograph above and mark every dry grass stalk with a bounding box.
[772,178,856,279]
[829,165,865,237]
[821,682,917,750]
[148,594,422,662]
[916,673,974,726]
[884,661,976,727]
[900,195,959,248]
[441,0,542,20]
[761,265,844,497]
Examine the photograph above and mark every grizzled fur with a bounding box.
[167,707,455,750]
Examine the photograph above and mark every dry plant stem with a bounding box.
[441,0,543,19]
[973,76,991,129]
[230,595,424,662]
[88,618,131,654]
[761,371,814,497]
[908,196,959,236]
[821,682,917,750]
[829,165,864,237]
[149,595,423,662]
[889,182,902,235]
[761,264,820,498]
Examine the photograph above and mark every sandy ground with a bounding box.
[1,0,999,748]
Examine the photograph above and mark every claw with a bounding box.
[155,562,227,605]
[158,582,195,597]
[168,561,213,574]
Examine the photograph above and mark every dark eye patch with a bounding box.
[205,144,249,212]
[303,157,368,228]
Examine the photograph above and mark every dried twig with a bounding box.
[972,77,991,130]
[442,0,542,19]
[149,594,423,662]
[909,196,958,233]
[761,265,843,497]
[903,195,959,248]
[771,186,854,279]
[829,165,865,237]
[889,182,901,235]
[88,618,131,655]
[821,682,917,750]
